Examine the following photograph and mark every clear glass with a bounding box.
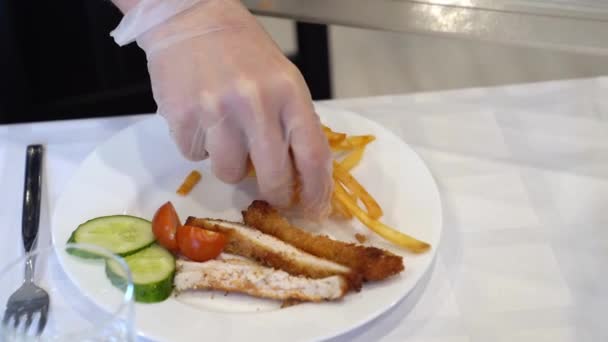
[0,243,134,341]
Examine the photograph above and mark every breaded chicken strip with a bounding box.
[242,201,404,281]
[175,257,348,302]
[185,218,362,291]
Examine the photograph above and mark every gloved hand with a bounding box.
[111,0,332,217]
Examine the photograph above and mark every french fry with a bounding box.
[322,125,347,144]
[246,158,256,177]
[176,170,202,196]
[334,184,430,253]
[339,147,365,171]
[333,161,383,220]
[331,193,352,220]
[331,135,375,151]
[331,180,355,219]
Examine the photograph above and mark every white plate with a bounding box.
[51,106,442,342]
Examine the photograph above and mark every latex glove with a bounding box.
[111,0,332,217]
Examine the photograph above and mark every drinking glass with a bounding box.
[0,243,135,341]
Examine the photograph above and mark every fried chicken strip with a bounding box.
[242,200,404,281]
[184,218,362,290]
[175,257,348,302]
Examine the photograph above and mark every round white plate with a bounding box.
[51,106,442,342]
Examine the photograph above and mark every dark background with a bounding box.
[0,0,331,124]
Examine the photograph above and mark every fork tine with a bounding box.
[2,315,14,330]
[12,309,23,329]
[37,307,48,335]
[24,311,33,332]
[2,308,14,325]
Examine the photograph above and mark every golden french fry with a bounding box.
[176,170,202,196]
[331,135,375,151]
[330,162,354,220]
[331,193,352,220]
[336,177,357,201]
[340,147,365,171]
[334,184,430,253]
[333,161,383,219]
[246,158,256,177]
[322,125,347,144]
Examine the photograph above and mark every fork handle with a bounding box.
[22,145,43,253]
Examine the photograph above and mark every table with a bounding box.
[243,0,608,55]
[1,77,607,341]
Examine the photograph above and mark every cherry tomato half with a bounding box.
[152,201,181,253]
[177,225,227,262]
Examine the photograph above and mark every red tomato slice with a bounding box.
[152,201,181,253]
[176,225,227,262]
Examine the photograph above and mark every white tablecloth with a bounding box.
[1,78,607,341]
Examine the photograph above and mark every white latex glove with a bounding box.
[111,0,332,217]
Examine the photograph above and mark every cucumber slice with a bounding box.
[67,215,155,258]
[106,244,175,303]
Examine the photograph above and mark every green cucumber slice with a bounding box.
[67,215,155,258]
[106,244,175,303]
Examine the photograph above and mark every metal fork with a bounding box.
[2,145,49,335]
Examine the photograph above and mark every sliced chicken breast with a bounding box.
[185,217,362,290]
[175,258,348,302]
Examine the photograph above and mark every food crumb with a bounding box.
[355,233,367,243]
[281,299,302,308]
